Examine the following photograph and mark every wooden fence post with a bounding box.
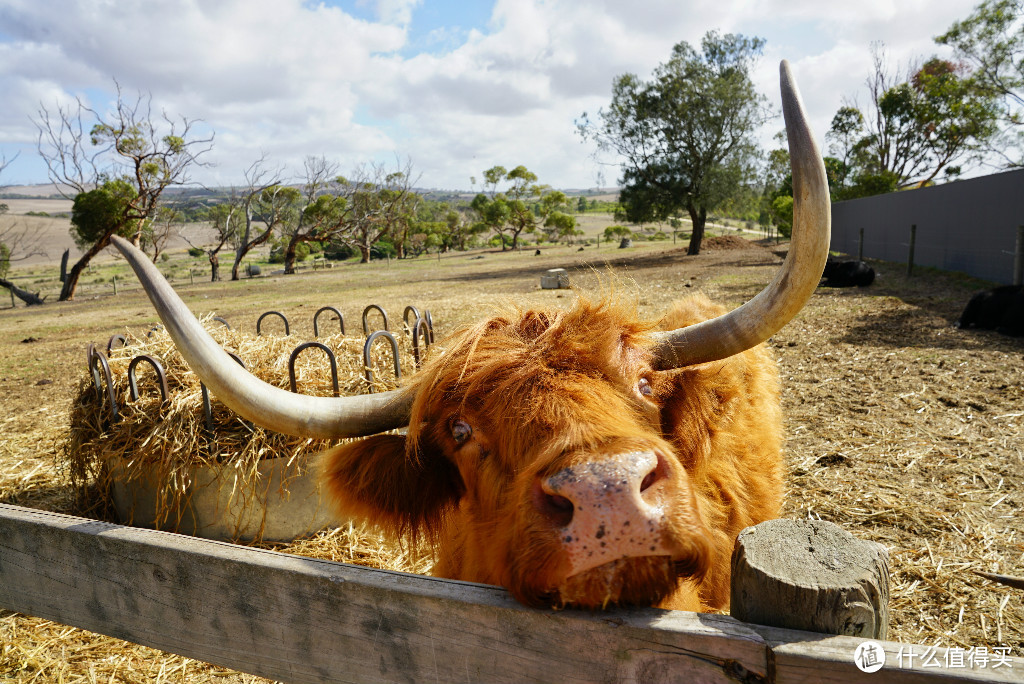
[731,518,890,639]
[1014,225,1023,286]
[907,224,917,277]
[112,275,118,295]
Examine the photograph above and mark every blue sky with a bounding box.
[0,0,991,191]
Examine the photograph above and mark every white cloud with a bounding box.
[0,0,989,189]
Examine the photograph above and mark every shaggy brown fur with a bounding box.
[322,292,782,611]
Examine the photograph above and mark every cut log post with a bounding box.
[730,518,890,639]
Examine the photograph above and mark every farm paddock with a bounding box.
[1,237,1022,681]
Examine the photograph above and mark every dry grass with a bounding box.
[775,287,1024,652]
[1,236,1022,681]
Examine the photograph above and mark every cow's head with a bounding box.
[322,297,721,608]
[111,61,830,610]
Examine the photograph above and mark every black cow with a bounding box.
[955,285,1024,337]
[821,259,875,288]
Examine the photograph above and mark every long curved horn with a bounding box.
[650,60,831,370]
[110,235,412,438]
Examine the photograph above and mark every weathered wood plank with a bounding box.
[0,504,765,684]
[1,504,1020,684]
[751,624,1023,684]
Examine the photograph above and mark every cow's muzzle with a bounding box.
[534,451,681,578]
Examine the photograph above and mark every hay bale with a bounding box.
[62,316,421,542]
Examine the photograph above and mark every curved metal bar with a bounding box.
[110,234,414,439]
[127,355,169,405]
[86,343,120,422]
[146,325,163,338]
[361,304,389,337]
[362,330,401,392]
[86,343,102,403]
[402,305,421,333]
[107,334,127,355]
[313,306,345,337]
[256,310,290,336]
[212,316,232,330]
[288,342,340,397]
[201,353,248,437]
[201,383,214,437]
[411,316,431,369]
[424,309,435,343]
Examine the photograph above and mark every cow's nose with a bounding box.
[534,451,674,577]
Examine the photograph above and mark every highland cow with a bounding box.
[110,61,830,612]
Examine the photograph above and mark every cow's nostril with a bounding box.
[638,452,668,495]
[534,481,575,527]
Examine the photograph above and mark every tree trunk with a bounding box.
[686,204,706,256]
[60,234,114,301]
[284,239,298,274]
[0,278,46,306]
[232,219,273,280]
[358,245,370,264]
[209,253,220,282]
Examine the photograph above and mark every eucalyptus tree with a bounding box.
[35,85,212,300]
[229,154,285,280]
[826,47,1000,196]
[578,31,770,255]
[937,0,1024,166]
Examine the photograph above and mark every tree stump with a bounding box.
[730,518,889,639]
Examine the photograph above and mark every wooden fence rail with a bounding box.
[0,504,1020,683]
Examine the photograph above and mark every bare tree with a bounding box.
[36,84,213,300]
[0,153,48,305]
[339,158,418,263]
[278,155,343,274]
[140,206,180,262]
[182,202,238,281]
[230,154,285,280]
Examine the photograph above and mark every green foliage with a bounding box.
[371,238,396,259]
[770,195,794,237]
[187,246,205,257]
[70,179,140,250]
[603,225,633,239]
[323,241,357,261]
[269,240,310,263]
[826,51,1000,196]
[937,0,1024,165]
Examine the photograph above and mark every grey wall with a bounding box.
[830,168,1024,284]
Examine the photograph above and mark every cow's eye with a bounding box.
[637,377,653,397]
[451,420,473,445]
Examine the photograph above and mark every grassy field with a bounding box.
[1,230,1021,681]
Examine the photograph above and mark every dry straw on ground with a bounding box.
[61,317,422,533]
[1,239,1022,682]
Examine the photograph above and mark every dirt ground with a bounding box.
[1,237,1021,681]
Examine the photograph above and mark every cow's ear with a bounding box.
[321,433,463,541]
